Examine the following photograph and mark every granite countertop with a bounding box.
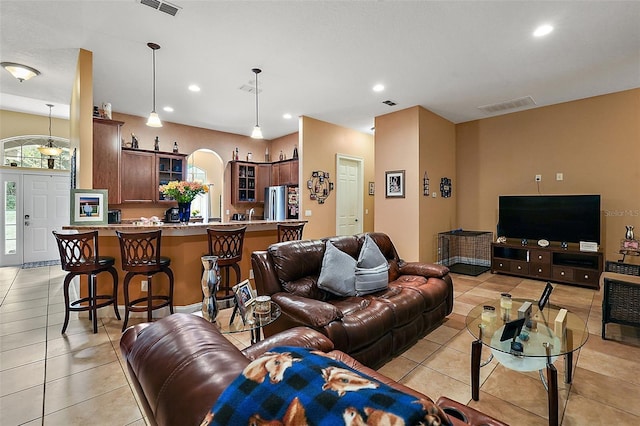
[63,219,306,232]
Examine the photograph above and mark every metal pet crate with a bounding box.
[438,230,492,276]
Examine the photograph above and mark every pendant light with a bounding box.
[38,104,62,169]
[250,68,263,139]
[146,42,162,127]
[1,62,40,82]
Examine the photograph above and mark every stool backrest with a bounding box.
[206,227,246,266]
[117,230,163,273]
[52,231,101,272]
[277,223,305,242]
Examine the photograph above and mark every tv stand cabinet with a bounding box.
[491,241,603,289]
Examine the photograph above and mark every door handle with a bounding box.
[355,218,358,222]
[24,214,30,226]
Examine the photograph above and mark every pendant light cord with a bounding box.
[255,71,259,126]
[152,48,156,113]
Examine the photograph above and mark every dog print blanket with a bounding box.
[201,346,451,426]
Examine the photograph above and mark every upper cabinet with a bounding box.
[271,159,299,186]
[231,161,257,203]
[92,118,124,204]
[120,148,187,203]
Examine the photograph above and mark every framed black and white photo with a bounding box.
[368,181,375,196]
[70,189,108,225]
[385,170,405,198]
[233,279,256,322]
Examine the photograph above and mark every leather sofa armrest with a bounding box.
[399,261,450,278]
[271,292,343,327]
[436,396,509,426]
[242,326,334,361]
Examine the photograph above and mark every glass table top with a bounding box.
[216,300,281,334]
[466,298,589,361]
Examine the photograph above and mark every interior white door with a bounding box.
[23,173,70,264]
[336,155,363,236]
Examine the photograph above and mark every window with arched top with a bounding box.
[1,135,70,170]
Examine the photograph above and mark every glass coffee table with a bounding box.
[466,298,588,426]
[217,300,281,344]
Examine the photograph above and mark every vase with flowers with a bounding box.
[159,181,209,224]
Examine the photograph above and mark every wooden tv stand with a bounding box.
[491,241,603,289]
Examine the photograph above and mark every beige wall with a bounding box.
[374,106,456,262]
[418,107,456,262]
[73,49,93,188]
[270,132,299,162]
[0,110,69,140]
[456,88,640,263]
[300,116,375,239]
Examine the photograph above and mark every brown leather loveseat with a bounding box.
[251,232,454,368]
[120,313,508,426]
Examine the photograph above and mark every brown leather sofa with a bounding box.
[251,232,454,368]
[120,313,508,426]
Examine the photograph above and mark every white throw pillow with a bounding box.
[317,241,356,297]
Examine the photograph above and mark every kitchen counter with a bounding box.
[63,219,306,310]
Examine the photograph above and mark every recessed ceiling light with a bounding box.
[163,106,174,112]
[373,84,385,92]
[188,84,201,92]
[283,113,292,119]
[533,24,553,37]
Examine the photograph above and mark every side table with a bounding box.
[601,267,640,339]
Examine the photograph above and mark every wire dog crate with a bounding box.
[438,230,493,276]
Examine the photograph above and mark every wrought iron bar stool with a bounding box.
[117,230,174,331]
[52,231,120,334]
[277,222,305,242]
[206,226,247,306]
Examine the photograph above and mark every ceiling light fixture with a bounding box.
[163,106,174,112]
[1,62,40,82]
[251,68,263,139]
[373,84,385,92]
[283,113,292,119]
[188,84,201,92]
[533,24,553,37]
[38,104,63,169]
[146,42,163,127]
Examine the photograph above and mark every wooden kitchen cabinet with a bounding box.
[121,149,156,203]
[257,164,271,202]
[271,159,299,186]
[231,161,257,203]
[157,154,186,202]
[92,118,124,204]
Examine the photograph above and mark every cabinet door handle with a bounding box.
[584,274,589,279]
[538,268,543,273]
[560,271,565,276]
[538,255,543,260]
[499,263,503,267]
[517,265,522,270]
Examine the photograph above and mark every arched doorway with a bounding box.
[186,149,224,221]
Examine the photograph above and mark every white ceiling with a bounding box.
[1,0,639,138]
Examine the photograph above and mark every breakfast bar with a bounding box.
[63,220,305,308]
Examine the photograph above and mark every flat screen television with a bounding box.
[497,195,601,244]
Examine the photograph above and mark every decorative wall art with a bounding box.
[369,182,375,196]
[440,177,452,198]
[423,171,429,196]
[385,170,405,198]
[308,171,334,204]
[70,189,108,225]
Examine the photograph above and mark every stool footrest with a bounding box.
[69,295,117,312]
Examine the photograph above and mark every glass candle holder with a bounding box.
[481,305,497,328]
[500,293,512,321]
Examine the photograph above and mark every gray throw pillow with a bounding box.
[355,235,389,295]
[358,234,388,268]
[355,262,389,296]
[317,240,356,297]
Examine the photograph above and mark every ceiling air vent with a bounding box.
[382,100,397,106]
[139,0,181,17]
[478,96,536,114]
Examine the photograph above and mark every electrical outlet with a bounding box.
[535,174,542,182]
[141,280,148,292]
[305,210,312,217]
[249,269,254,279]
[556,172,563,181]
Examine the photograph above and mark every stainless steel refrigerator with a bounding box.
[264,185,286,221]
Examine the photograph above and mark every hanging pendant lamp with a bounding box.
[250,68,263,139]
[38,104,62,169]
[146,42,163,127]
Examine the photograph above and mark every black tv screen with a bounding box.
[497,195,601,244]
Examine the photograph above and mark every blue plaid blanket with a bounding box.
[202,346,450,425]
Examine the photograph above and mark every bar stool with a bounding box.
[117,230,174,331]
[277,222,305,242]
[206,226,247,303]
[52,231,120,334]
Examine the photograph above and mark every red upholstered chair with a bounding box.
[52,231,120,334]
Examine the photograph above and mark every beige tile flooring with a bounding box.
[1,265,639,425]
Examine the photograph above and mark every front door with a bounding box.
[0,170,69,266]
[336,155,363,235]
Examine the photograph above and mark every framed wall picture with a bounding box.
[368,181,375,196]
[385,170,405,198]
[70,189,108,225]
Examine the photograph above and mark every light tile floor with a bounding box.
[1,266,639,425]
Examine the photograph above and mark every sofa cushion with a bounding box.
[317,240,356,296]
[358,234,388,268]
